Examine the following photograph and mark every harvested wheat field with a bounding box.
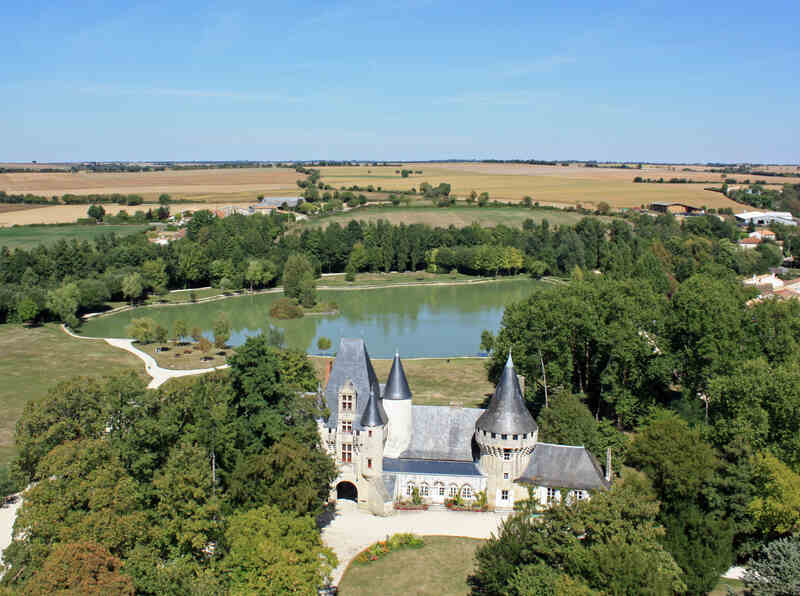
[317,162,792,211]
[0,167,300,202]
[0,202,237,226]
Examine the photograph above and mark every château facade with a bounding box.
[318,338,610,515]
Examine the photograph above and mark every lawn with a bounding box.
[0,223,149,250]
[302,204,606,230]
[311,356,492,408]
[338,536,483,596]
[318,271,528,288]
[0,324,145,465]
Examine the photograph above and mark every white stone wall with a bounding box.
[391,474,488,504]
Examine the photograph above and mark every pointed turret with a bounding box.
[383,351,412,400]
[476,352,537,435]
[360,388,388,427]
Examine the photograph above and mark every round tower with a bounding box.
[382,352,413,458]
[359,388,388,479]
[475,352,538,510]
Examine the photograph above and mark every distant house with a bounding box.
[744,273,800,303]
[738,237,763,250]
[251,196,301,211]
[735,211,796,227]
[648,202,705,215]
[749,229,776,241]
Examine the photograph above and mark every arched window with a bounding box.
[461,485,473,500]
[448,485,458,498]
[420,483,430,497]
[406,482,415,497]
[435,482,445,497]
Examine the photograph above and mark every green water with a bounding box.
[79,279,543,358]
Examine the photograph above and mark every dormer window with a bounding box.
[342,393,353,411]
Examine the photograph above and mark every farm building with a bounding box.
[648,202,705,215]
[735,211,796,227]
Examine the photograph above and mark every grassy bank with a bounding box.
[338,536,483,596]
[0,223,148,250]
[311,356,492,408]
[0,324,145,465]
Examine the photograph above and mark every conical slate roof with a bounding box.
[324,338,382,430]
[383,352,412,400]
[360,388,388,427]
[476,352,537,435]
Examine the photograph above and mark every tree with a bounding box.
[213,312,231,349]
[743,535,800,596]
[47,281,81,327]
[245,259,264,291]
[478,192,489,207]
[480,330,494,353]
[126,317,158,344]
[197,337,213,360]
[282,253,316,307]
[87,204,106,222]
[749,451,800,540]
[140,259,168,293]
[154,324,168,344]
[317,336,332,352]
[24,541,134,596]
[174,319,188,343]
[220,505,336,596]
[16,295,40,325]
[121,272,144,306]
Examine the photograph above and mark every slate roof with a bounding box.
[383,458,484,477]
[476,353,538,435]
[360,389,388,427]
[516,443,610,490]
[383,352,412,400]
[399,405,483,462]
[324,338,382,430]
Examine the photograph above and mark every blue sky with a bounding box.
[2,1,798,162]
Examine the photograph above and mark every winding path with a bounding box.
[61,326,228,389]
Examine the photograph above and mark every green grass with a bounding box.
[311,356,492,408]
[338,536,483,596]
[319,271,528,288]
[0,223,149,250]
[300,204,610,230]
[709,577,745,595]
[0,324,145,464]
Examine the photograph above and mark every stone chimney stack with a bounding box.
[324,360,333,389]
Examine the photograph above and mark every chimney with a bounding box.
[605,448,612,483]
[517,374,525,395]
[323,360,333,389]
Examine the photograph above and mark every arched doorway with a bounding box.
[336,481,358,501]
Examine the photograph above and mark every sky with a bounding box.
[1,0,798,163]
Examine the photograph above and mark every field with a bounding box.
[0,167,299,201]
[0,324,145,465]
[337,536,483,596]
[311,356,493,407]
[0,223,149,250]
[317,162,787,211]
[303,204,609,230]
[0,202,237,226]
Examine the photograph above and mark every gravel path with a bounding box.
[321,501,509,585]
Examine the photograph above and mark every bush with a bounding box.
[269,297,303,320]
[317,337,332,351]
[0,463,22,500]
[354,534,424,564]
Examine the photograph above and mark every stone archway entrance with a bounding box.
[336,481,358,502]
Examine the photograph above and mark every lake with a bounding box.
[79,279,543,358]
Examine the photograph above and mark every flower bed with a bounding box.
[354,533,425,564]
[394,503,429,511]
[445,497,488,512]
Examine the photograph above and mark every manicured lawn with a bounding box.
[338,536,483,596]
[318,271,523,288]
[0,324,145,464]
[0,223,148,250]
[311,356,493,408]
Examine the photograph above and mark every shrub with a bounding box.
[354,534,424,564]
[317,337,332,351]
[269,297,303,320]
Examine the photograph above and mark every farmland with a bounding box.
[0,202,227,226]
[0,223,149,250]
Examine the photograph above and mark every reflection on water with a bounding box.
[80,280,543,357]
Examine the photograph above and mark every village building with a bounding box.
[318,338,610,515]
[648,202,705,215]
[735,211,796,227]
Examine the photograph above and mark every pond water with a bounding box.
[79,279,543,358]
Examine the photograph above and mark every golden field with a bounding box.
[0,202,238,226]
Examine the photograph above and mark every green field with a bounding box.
[0,324,145,465]
[338,536,483,596]
[0,223,149,250]
[301,205,610,230]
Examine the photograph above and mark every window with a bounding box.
[522,433,527,439]
[439,486,445,497]
[513,434,518,440]
[501,434,507,440]
[420,484,430,497]
[503,449,511,461]
[341,444,352,463]
[449,485,458,498]
[546,487,558,504]
[368,430,372,438]
[341,393,353,411]
[367,458,372,469]
[491,432,496,439]
[501,489,509,501]
[573,490,585,501]
[503,472,509,480]
[406,482,415,496]
[461,485,473,500]
[341,420,352,433]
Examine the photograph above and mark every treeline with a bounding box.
[634,176,711,184]
[1,190,149,206]
[475,272,800,594]
[0,337,338,594]
[0,210,789,326]
[710,165,800,178]
[728,183,800,215]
